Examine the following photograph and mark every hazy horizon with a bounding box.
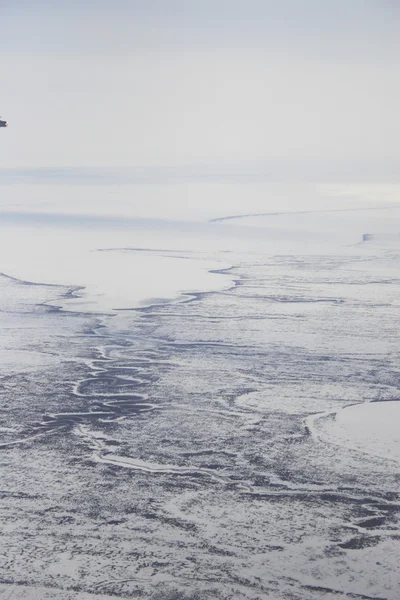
[1,0,399,177]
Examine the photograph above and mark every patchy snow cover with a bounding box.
[0,183,400,599]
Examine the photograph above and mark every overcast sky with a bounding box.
[0,1,399,178]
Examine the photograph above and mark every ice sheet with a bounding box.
[0,222,234,313]
[313,401,400,464]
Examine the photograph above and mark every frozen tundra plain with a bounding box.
[0,188,399,600]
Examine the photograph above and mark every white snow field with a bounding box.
[0,182,399,599]
[311,401,400,464]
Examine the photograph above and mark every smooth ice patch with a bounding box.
[0,224,233,314]
[314,401,400,463]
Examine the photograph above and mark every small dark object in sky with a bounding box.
[0,117,8,127]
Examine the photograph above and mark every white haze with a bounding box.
[0,0,399,177]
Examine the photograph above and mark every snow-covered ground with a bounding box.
[0,181,399,599]
[311,401,400,464]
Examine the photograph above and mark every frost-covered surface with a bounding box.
[311,401,400,464]
[0,198,399,599]
[0,225,233,313]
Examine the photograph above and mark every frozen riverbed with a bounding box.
[0,185,399,599]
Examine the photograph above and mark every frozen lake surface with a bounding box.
[0,182,399,599]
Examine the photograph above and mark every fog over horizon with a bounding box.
[1,0,399,182]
